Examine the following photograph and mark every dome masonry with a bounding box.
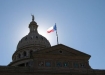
[17,15,51,50]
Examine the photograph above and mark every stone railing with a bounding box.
[35,68,105,74]
[0,66,105,74]
[0,66,31,72]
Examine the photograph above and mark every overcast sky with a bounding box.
[0,0,105,69]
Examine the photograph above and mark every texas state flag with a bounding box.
[47,24,57,33]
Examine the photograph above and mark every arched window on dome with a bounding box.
[30,50,33,57]
[23,51,27,56]
[36,36,38,39]
[18,54,21,58]
[25,37,27,40]
[41,37,43,40]
[14,56,16,61]
[31,36,33,39]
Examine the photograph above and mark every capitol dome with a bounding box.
[10,16,51,65]
[17,16,51,50]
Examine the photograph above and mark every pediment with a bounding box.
[44,49,77,56]
[35,44,91,57]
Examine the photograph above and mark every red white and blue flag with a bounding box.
[47,23,59,44]
[47,24,57,33]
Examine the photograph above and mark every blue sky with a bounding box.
[0,0,105,69]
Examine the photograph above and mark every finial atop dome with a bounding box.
[29,15,38,33]
[31,14,34,21]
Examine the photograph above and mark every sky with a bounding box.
[0,0,105,69]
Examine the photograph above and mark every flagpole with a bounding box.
[55,23,59,45]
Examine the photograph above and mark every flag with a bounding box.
[47,24,57,33]
[47,23,59,44]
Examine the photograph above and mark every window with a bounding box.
[41,37,43,40]
[30,50,33,57]
[45,62,51,67]
[31,36,33,39]
[23,51,27,56]
[18,54,21,58]
[56,62,62,67]
[38,61,44,67]
[59,50,62,53]
[14,56,16,60]
[73,63,79,68]
[80,63,85,68]
[36,36,38,39]
[63,62,68,67]
[25,37,27,40]
[28,61,33,66]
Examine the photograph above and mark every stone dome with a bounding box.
[16,16,51,50]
